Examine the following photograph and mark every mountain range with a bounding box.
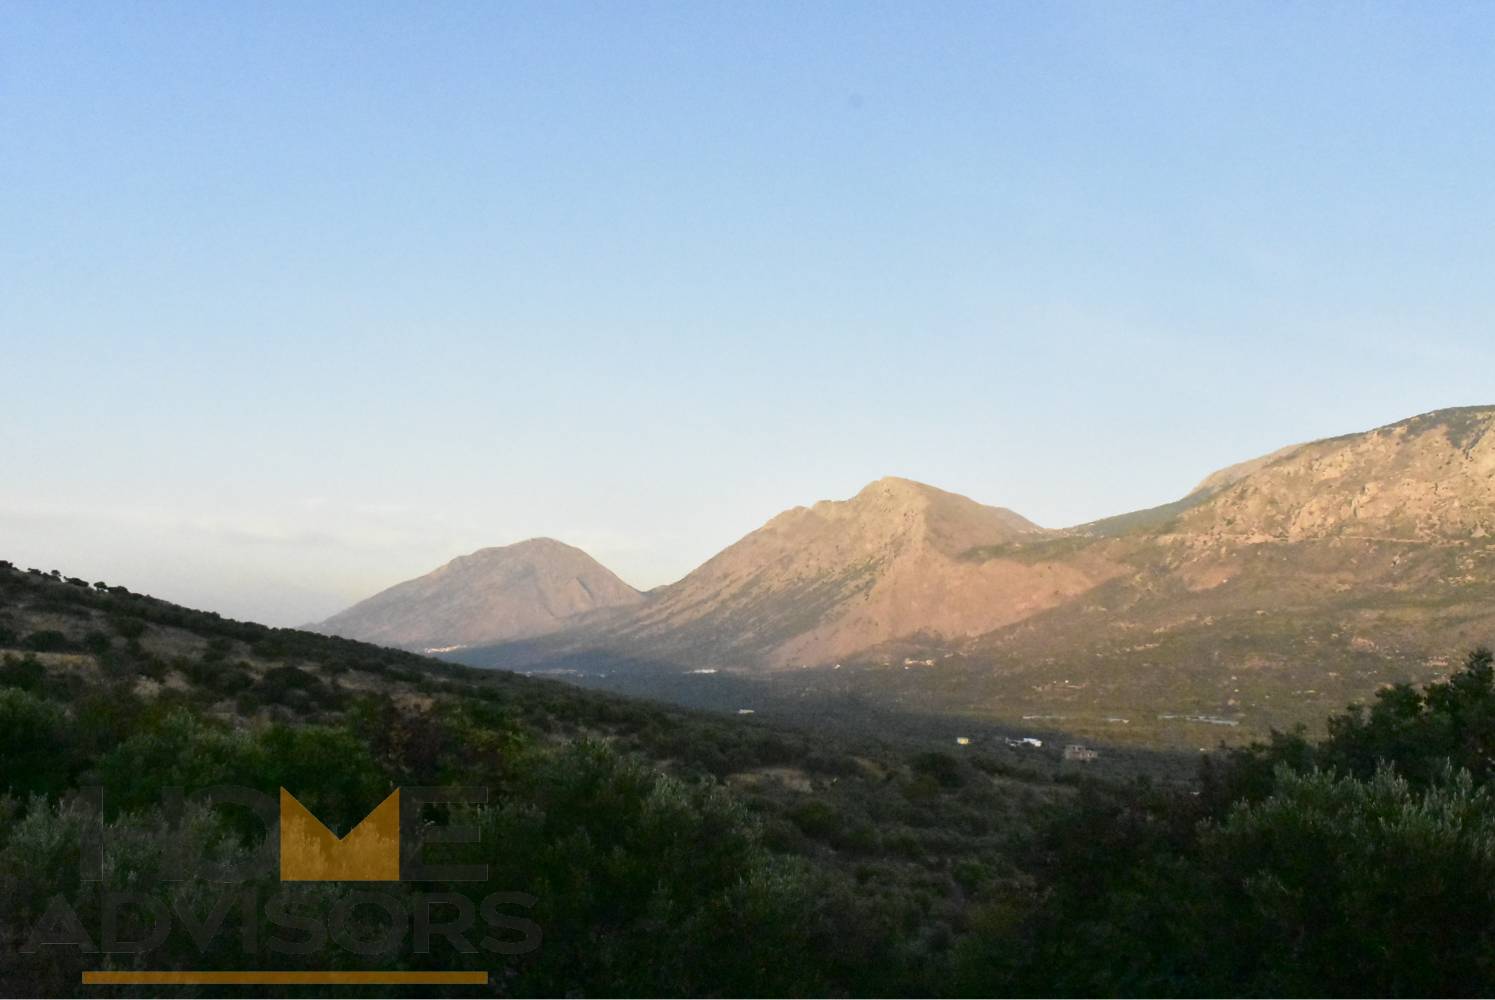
[315,406,1495,743]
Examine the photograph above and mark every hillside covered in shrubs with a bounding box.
[3,561,1495,996]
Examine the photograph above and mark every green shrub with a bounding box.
[789,799,842,841]
[23,631,70,653]
[911,751,964,789]
[0,654,45,692]
[0,689,71,795]
[254,665,340,710]
[1204,764,1495,996]
[110,616,146,640]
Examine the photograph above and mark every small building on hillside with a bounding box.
[1063,743,1099,762]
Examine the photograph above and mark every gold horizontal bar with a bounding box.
[83,970,488,985]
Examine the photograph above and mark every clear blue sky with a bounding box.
[4,2,1493,624]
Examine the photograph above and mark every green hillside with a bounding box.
[0,561,1072,996]
[9,561,1495,996]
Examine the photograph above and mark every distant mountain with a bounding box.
[454,406,1495,745]
[583,476,1116,667]
[311,538,642,652]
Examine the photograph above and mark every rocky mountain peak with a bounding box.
[312,538,642,651]
[1180,406,1495,543]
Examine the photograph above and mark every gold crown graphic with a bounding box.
[279,788,401,881]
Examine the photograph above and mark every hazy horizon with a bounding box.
[7,3,1495,624]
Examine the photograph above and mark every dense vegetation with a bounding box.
[0,564,1054,996]
[968,646,1495,997]
[2,562,1494,996]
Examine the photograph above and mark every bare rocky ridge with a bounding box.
[311,538,642,652]
[1173,406,1495,543]
[915,405,1495,740]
